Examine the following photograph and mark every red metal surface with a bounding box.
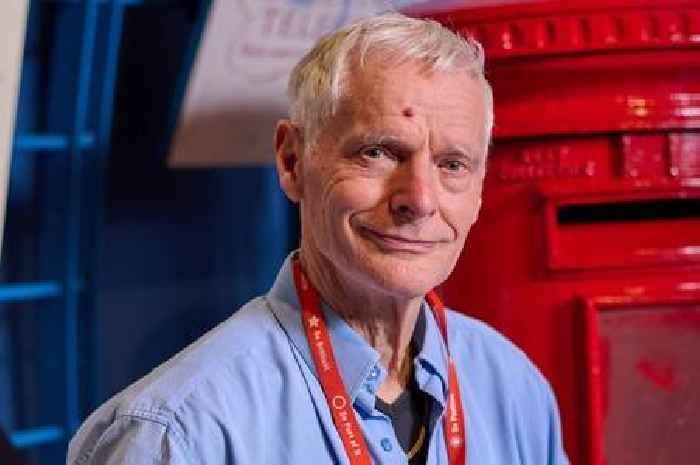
[416,2,700,465]
[415,0,700,138]
[583,294,700,465]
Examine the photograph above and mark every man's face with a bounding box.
[291,58,488,299]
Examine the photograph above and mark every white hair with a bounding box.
[287,12,494,148]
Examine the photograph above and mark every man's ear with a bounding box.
[274,120,304,203]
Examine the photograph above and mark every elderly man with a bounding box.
[68,13,568,465]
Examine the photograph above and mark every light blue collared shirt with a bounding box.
[68,254,569,465]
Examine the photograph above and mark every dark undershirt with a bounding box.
[375,379,430,465]
[374,310,431,465]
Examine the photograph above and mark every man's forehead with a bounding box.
[338,70,484,126]
[346,56,479,97]
[340,68,477,111]
[313,54,488,149]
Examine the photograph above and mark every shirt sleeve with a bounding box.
[516,370,570,465]
[543,382,570,465]
[67,415,191,465]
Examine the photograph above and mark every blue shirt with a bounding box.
[68,254,569,465]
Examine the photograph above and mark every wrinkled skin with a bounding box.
[276,57,489,304]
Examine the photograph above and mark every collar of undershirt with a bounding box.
[374,370,431,461]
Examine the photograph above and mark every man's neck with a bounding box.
[299,247,423,402]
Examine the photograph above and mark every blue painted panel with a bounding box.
[95,2,297,399]
[14,133,96,152]
[38,3,87,462]
[0,283,62,303]
[63,0,100,435]
[10,425,64,449]
[80,0,127,416]
[97,166,296,397]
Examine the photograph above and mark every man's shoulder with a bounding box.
[69,296,290,463]
[445,308,551,392]
[117,296,283,411]
[446,308,527,359]
[444,310,569,465]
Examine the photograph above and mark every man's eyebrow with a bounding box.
[341,132,417,154]
[341,133,484,166]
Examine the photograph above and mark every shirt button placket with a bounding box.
[380,437,393,452]
[367,366,381,395]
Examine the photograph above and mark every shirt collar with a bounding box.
[414,300,450,405]
[266,252,450,405]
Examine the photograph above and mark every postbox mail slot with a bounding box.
[546,196,700,271]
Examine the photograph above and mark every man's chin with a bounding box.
[358,263,446,298]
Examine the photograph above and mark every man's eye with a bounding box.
[361,147,386,159]
[440,159,468,172]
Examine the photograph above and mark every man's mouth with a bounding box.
[359,227,441,253]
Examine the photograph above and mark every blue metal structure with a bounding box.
[2,0,129,461]
[3,2,295,464]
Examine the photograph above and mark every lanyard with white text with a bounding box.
[292,258,467,465]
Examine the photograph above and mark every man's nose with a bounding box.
[389,159,438,223]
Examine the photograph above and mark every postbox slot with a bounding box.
[557,198,700,225]
[546,196,700,271]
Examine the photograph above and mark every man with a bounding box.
[68,13,568,465]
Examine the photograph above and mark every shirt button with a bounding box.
[380,438,393,452]
[368,366,380,380]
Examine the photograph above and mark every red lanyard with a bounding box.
[292,259,467,465]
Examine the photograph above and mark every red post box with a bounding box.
[420,2,700,465]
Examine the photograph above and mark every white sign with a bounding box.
[168,0,438,167]
[0,1,30,250]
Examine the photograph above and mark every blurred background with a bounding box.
[1,1,698,464]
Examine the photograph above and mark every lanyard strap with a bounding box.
[426,292,467,465]
[293,259,467,465]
